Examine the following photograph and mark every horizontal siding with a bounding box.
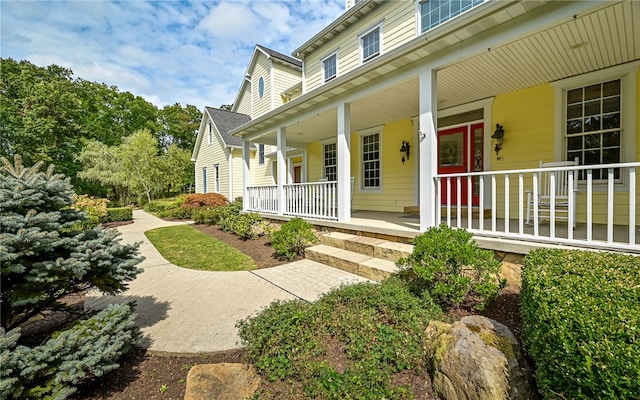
[230,149,244,200]
[194,120,229,195]
[273,64,301,108]
[234,84,252,116]
[252,54,272,118]
[304,2,416,93]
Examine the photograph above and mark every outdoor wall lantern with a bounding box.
[491,123,505,155]
[400,140,410,164]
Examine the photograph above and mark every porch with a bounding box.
[246,162,640,254]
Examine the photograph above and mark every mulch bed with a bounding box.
[71,221,523,399]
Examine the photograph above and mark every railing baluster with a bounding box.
[478,175,484,232]
[607,168,614,243]
[447,177,452,226]
[533,172,539,237]
[549,171,556,238]
[491,175,496,233]
[518,173,524,235]
[467,176,472,230]
[456,177,461,228]
[504,174,509,234]
[587,170,593,241]
[629,168,636,246]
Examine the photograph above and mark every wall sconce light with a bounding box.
[400,140,410,164]
[491,123,505,155]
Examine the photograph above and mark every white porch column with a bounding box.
[242,139,250,212]
[276,127,287,215]
[337,103,351,222]
[302,148,308,183]
[419,68,438,231]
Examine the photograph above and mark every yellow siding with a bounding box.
[252,54,272,118]
[194,120,229,195]
[250,144,275,186]
[273,64,301,109]
[234,84,252,116]
[303,2,416,92]
[491,81,639,225]
[230,149,245,200]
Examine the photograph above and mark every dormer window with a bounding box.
[360,25,381,63]
[322,53,337,82]
[420,0,485,33]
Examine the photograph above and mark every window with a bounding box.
[202,167,207,193]
[566,79,621,179]
[214,164,220,192]
[207,122,213,144]
[420,0,485,33]
[322,53,337,82]
[360,26,380,63]
[258,76,265,99]
[361,133,380,188]
[323,142,337,181]
[258,144,265,165]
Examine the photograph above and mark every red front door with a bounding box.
[293,165,302,183]
[438,123,483,206]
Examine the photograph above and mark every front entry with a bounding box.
[437,123,483,206]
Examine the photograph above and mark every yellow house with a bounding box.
[230,0,638,253]
[192,45,304,199]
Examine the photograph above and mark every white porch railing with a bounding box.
[246,185,278,214]
[436,162,639,252]
[284,181,337,220]
[246,181,338,220]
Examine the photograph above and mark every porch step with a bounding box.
[305,245,400,282]
[404,205,491,218]
[307,232,414,281]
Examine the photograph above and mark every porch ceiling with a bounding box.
[248,1,639,147]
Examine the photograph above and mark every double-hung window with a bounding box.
[207,122,213,144]
[202,167,208,193]
[214,164,220,192]
[566,79,621,179]
[322,53,337,82]
[361,133,380,188]
[420,0,485,33]
[323,142,337,181]
[258,144,265,165]
[360,26,380,63]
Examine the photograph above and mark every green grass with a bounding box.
[237,277,444,399]
[145,225,256,271]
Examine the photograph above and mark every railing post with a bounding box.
[277,127,287,216]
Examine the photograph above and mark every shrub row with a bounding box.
[521,248,640,399]
[104,207,133,222]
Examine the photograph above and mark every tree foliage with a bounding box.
[0,155,143,330]
[0,58,201,197]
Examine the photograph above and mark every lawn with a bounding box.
[144,225,257,271]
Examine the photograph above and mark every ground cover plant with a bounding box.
[398,224,504,311]
[521,248,640,399]
[238,277,443,399]
[0,156,143,399]
[145,225,256,271]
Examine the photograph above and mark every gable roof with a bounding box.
[191,107,252,162]
[231,44,302,114]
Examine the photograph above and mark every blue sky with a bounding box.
[1,0,344,109]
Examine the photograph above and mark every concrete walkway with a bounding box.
[85,210,369,353]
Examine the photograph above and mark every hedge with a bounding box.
[104,207,133,222]
[521,249,640,399]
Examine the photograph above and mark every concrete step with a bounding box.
[305,244,401,282]
[318,232,413,262]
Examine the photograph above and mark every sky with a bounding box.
[1,0,345,109]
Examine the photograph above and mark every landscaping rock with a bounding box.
[499,254,524,293]
[184,363,260,400]
[424,316,534,400]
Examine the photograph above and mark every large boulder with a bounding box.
[184,363,260,400]
[424,316,534,400]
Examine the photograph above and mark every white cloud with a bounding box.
[0,0,345,109]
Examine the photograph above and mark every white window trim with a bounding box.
[202,167,208,193]
[358,125,383,192]
[321,138,337,181]
[552,61,638,191]
[207,122,213,145]
[359,21,384,64]
[258,76,265,99]
[321,49,339,83]
[258,143,265,165]
[213,164,220,193]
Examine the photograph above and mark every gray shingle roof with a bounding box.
[256,44,302,68]
[205,107,251,148]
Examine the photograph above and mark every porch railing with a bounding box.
[245,181,338,220]
[246,185,278,214]
[284,181,337,220]
[435,162,639,252]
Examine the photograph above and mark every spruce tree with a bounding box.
[0,155,142,329]
[0,155,143,399]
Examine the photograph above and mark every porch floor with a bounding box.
[315,210,639,254]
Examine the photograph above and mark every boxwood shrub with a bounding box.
[521,248,640,399]
[104,207,133,222]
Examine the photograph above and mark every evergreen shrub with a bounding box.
[104,207,133,222]
[270,217,318,260]
[192,208,218,225]
[397,224,504,310]
[229,212,263,239]
[0,303,140,400]
[521,249,640,399]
